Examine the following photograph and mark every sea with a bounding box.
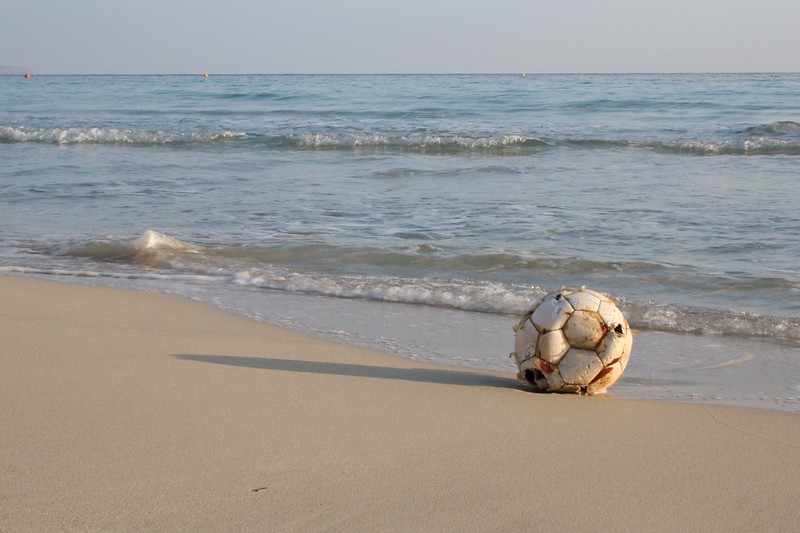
[2,73,799,413]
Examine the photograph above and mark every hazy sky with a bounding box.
[2,0,798,74]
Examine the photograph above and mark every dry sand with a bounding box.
[2,277,799,532]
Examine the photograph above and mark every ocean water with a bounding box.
[2,73,799,412]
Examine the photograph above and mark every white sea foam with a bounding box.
[22,229,799,342]
[0,125,245,144]
[0,265,223,283]
[231,269,539,314]
[286,133,553,151]
[5,123,796,155]
[133,230,194,252]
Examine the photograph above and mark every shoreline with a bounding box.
[6,270,799,415]
[2,277,800,530]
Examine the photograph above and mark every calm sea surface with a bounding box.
[2,74,799,411]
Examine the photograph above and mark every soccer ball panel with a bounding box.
[565,291,601,312]
[523,295,547,316]
[557,348,604,385]
[586,361,624,394]
[562,310,605,350]
[534,358,564,391]
[513,319,538,365]
[580,288,611,303]
[619,329,633,370]
[530,293,574,332]
[598,301,626,331]
[518,357,564,391]
[536,330,570,365]
[596,328,627,365]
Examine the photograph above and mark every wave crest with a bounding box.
[742,120,800,137]
[0,125,246,145]
[281,133,554,154]
[4,122,800,155]
[16,231,800,342]
[53,230,196,267]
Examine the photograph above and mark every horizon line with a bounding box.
[4,70,799,76]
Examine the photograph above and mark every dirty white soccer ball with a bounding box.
[511,287,633,394]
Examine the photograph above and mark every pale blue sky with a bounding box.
[2,0,798,74]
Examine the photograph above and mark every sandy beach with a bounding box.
[2,277,799,531]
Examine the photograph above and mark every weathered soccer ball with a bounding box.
[511,287,632,394]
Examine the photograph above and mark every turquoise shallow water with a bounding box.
[2,73,799,412]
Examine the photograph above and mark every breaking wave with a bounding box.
[566,121,800,155]
[48,230,197,267]
[9,230,799,343]
[278,133,555,154]
[0,125,553,153]
[0,125,246,145]
[269,125,800,156]
[741,121,800,137]
[3,122,799,155]
[37,233,663,277]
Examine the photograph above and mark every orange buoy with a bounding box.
[24,73,31,79]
